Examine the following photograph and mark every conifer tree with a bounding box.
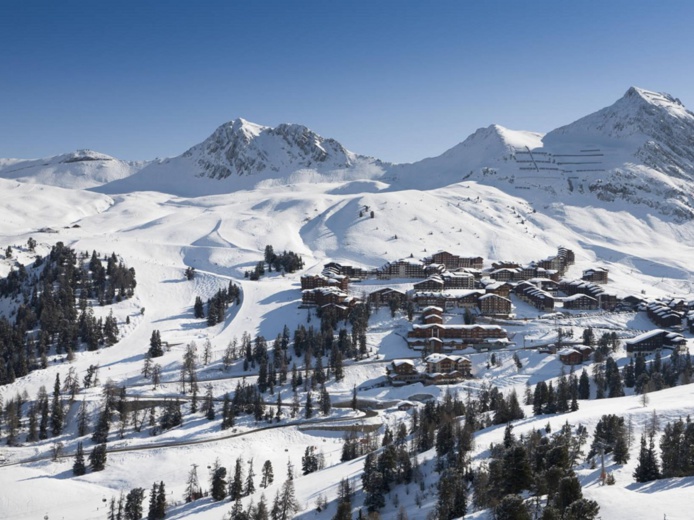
[633,433,661,482]
[229,457,244,501]
[260,460,274,488]
[124,488,145,520]
[210,459,228,501]
[50,373,64,436]
[148,330,163,358]
[89,443,107,471]
[245,458,256,496]
[72,441,86,476]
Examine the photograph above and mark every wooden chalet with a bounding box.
[582,267,609,284]
[425,251,484,270]
[480,280,511,298]
[625,329,686,357]
[559,280,618,311]
[387,359,424,386]
[563,293,598,310]
[378,259,428,279]
[442,271,475,290]
[323,262,370,280]
[412,290,484,309]
[558,348,583,365]
[408,322,508,350]
[424,353,472,376]
[413,275,445,292]
[300,273,349,291]
[514,281,554,312]
[302,287,357,307]
[646,301,683,328]
[368,288,408,308]
[478,293,512,316]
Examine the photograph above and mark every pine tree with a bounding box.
[148,330,163,358]
[494,494,530,520]
[147,483,158,520]
[229,457,244,501]
[210,459,228,501]
[194,297,205,319]
[124,488,145,520]
[274,477,300,520]
[50,374,64,436]
[72,441,86,476]
[578,369,590,399]
[184,464,202,502]
[92,401,111,443]
[245,458,256,496]
[436,468,467,519]
[260,460,274,488]
[305,392,313,419]
[89,443,107,471]
[155,482,167,520]
[633,433,661,482]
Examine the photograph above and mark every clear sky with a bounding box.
[2,0,694,163]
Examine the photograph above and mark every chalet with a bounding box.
[558,280,618,311]
[412,289,484,309]
[300,273,349,291]
[425,353,472,376]
[368,288,408,308]
[421,306,444,318]
[558,348,583,365]
[413,275,445,292]
[387,359,424,385]
[577,345,594,361]
[491,261,521,270]
[582,267,609,284]
[302,287,352,307]
[478,293,512,316]
[425,372,466,385]
[646,301,683,328]
[563,293,598,310]
[480,279,511,298]
[527,278,559,294]
[408,323,508,350]
[490,267,520,282]
[625,329,686,357]
[621,295,646,311]
[425,251,484,270]
[323,262,369,280]
[514,281,554,312]
[397,401,417,411]
[320,303,350,321]
[378,259,427,279]
[442,271,475,290]
[423,313,443,324]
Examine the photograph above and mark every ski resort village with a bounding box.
[3,86,694,520]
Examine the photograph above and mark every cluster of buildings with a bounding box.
[386,353,473,386]
[406,306,509,352]
[298,249,691,369]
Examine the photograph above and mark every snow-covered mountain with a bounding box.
[0,149,147,189]
[388,124,543,189]
[98,119,387,196]
[3,87,694,520]
[379,87,694,219]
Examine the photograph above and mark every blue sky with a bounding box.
[1,0,693,163]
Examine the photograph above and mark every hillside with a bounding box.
[1,87,694,520]
[0,150,147,190]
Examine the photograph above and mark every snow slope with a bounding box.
[1,87,694,519]
[0,149,147,189]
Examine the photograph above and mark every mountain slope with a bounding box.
[97,119,387,196]
[387,87,694,220]
[0,149,146,189]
